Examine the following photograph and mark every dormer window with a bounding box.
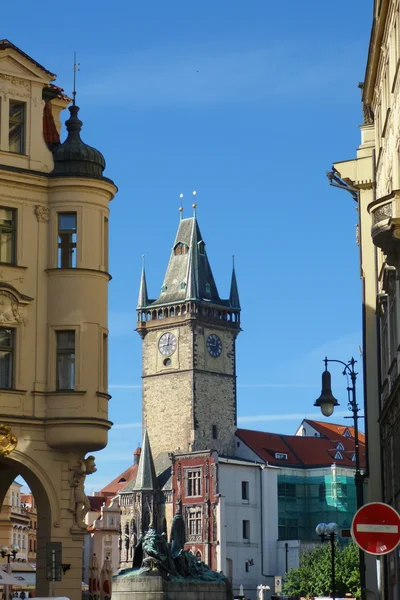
[205,283,211,295]
[336,442,344,451]
[275,452,287,460]
[334,451,343,460]
[343,429,351,438]
[180,282,186,290]
[198,241,205,255]
[161,284,167,293]
[9,100,26,154]
[174,242,188,255]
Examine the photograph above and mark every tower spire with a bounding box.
[137,255,149,309]
[179,193,184,220]
[229,255,240,308]
[133,429,158,491]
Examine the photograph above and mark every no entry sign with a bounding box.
[351,502,400,555]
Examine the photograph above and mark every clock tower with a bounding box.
[137,212,241,458]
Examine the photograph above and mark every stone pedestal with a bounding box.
[113,571,232,600]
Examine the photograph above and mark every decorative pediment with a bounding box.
[0,285,33,326]
[0,42,55,84]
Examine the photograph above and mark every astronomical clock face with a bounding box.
[158,332,177,356]
[207,333,222,358]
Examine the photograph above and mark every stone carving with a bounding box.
[0,292,26,325]
[374,202,393,224]
[35,205,50,223]
[0,424,18,457]
[68,455,97,529]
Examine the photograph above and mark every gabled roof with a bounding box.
[236,427,366,469]
[303,419,366,444]
[0,39,55,78]
[120,453,172,493]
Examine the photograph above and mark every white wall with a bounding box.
[218,460,278,600]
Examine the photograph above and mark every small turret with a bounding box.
[229,260,240,309]
[137,263,149,309]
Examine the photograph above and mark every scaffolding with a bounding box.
[277,464,357,542]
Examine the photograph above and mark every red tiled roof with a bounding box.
[304,419,366,444]
[0,39,55,78]
[88,496,106,512]
[236,427,366,469]
[100,464,138,496]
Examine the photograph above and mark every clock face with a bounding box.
[158,332,177,357]
[207,334,222,358]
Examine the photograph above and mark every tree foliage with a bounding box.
[282,541,361,599]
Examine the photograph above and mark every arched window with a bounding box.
[198,241,205,254]
[174,242,188,255]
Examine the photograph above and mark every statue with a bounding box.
[257,584,270,600]
[121,526,227,583]
[68,455,97,528]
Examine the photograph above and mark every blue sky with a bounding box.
[6,0,372,491]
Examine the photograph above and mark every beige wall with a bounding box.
[0,44,116,600]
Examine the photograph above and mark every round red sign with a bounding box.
[351,502,400,555]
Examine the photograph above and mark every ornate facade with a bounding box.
[0,40,116,600]
[332,1,400,598]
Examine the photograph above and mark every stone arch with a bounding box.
[0,451,58,598]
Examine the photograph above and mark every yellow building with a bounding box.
[332,2,400,598]
[0,482,30,563]
[0,40,116,600]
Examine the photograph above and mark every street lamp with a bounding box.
[316,522,339,600]
[1,545,20,600]
[0,545,19,562]
[314,356,366,600]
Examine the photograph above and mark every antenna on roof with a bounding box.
[73,51,80,105]
[179,193,184,219]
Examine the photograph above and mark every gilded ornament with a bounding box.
[0,424,18,456]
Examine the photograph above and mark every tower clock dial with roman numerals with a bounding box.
[207,333,222,358]
[158,332,177,356]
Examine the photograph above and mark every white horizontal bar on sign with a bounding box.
[356,524,398,533]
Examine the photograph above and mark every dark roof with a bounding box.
[88,495,106,512]
[121,453,172,493]
[133,430,158,491]
[229,266,240,309]
[137,266,149,309]
[236,427,366,469]
[143,217,233,309]
[51,104,106,179]
[0,39,55,78]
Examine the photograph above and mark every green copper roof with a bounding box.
[229,266,240,309]
[137,266,149,309]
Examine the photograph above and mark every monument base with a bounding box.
[113,571,232,600]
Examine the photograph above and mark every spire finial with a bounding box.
[232,254,235,268]
[142,254,145,269]
[192,190,197,216]
[72,51,80,106]
[179,193,184,220]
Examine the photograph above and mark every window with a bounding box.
[242,519,250,541]
[343,429,351,438]
[242,481,249,501]
[0,208,16,264]
[275,452,288,460]
[174,242,188,255]
[9,101,25,154]
[13,532,16,545]
[0,328,14,388]
[11,491,15,506]
[58,213,77,268]
[334,451,343,460]
[103,333,108,389]
[188,510,202,536]
[22,534,25,549]
[198,241,205,254]
[336,442,344,451]
[186,469,202,496]
[212,424,218,439]
[108,516,115,527]
[56,331,75,390]
[278,482,296,498]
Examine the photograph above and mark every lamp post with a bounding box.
[314,357,366,600]
[1,544,20,600]
[316,522,339,600]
